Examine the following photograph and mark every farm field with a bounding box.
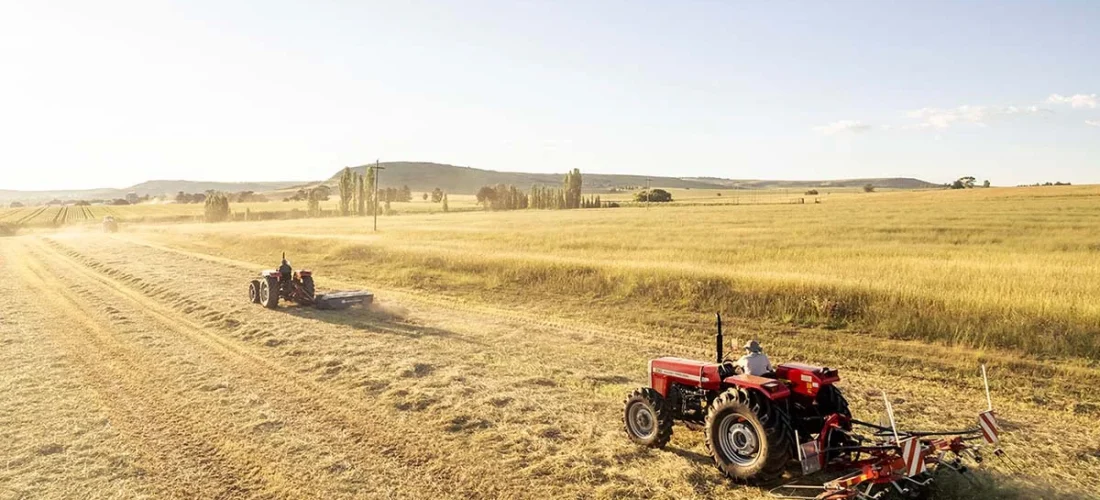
[0,186,855,229]
[2,185,1099,499]
[0,195,488,228]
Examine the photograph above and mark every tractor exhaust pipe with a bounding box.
[715,312,723,364]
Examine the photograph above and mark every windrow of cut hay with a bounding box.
[191,231,1100,359]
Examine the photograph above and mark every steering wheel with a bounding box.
[719,361,743,378]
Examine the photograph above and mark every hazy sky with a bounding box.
[2,0,1098,190]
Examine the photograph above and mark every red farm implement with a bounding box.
[623,314,1009,499]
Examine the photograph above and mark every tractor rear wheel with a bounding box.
[301,275,315,302]
[623,388,673,448]
[248,280,261,304]
[704,389,792,482]
[817,385,855,461]
[259,276,279,309]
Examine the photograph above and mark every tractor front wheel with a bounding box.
[704,389,792,482]
[259,276,279,309]
[623,388,673,448]
[248,280,261,304]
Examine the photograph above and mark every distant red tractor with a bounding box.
[624,314,1003,499]
[248,253,373,310]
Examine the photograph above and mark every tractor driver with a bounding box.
[736,340,773,377]
[278,256,293,282]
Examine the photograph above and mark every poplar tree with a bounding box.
[356,173,366,215]
[366,167,376,215]
[338,167,354,215]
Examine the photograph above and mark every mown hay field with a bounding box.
[0,195,490,228]
[0,186,859,229]
[4,184,1100,499]
[135,185,1100,360]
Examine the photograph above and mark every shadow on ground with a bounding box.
[274,302,486,346]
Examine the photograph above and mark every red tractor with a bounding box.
[623,314,1004,499]
[248,253,373,310]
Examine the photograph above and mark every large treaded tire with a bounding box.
[623,387,674,448]
[248,280,261,303]
[817,385,855,461]
[704,389,792,483]
[260,276,279,309]
[301,276,315,302]
[817,385,851,420]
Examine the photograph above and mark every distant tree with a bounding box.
[983,180,991,188]
[356,173,366,215]
[422,192,429,201]
[431,187,444,203]
[563,168,583,209]
[476,186,497,208]
[307,188,323,217]
[338,167,354,215]
[805,189,819,195]
[175,191,187,204]
[442,193,449,212]
[203,193,230,222]
[399,185,413,202]
[8,201,23,208]
[110,199,130,206]
[863,184,875,193]
[634,189,673,202]
[366,167,376,215]
[951,176,976,189]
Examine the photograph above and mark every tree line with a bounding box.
[474,168,614,211]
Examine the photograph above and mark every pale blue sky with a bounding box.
[2,0,1098,190]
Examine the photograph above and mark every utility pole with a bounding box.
[372,160,385,232]
[645,177,651,210]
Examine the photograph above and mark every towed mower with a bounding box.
[247,253,373,310]
[623,314,1007,499]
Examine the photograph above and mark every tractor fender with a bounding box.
[775,363,840,397]
[722,374,791,400]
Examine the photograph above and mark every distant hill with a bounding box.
[326,162,732,193]
[685,177,939,190]
[0,161,939,204]
[326,162,939,194]
[126,180,300,196]
[0,180,301,204]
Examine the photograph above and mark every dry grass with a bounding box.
[2,185,1099,499]
[0,195,487,228]
[136,185,1100,359]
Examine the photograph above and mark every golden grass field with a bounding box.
[2,185,1099,499]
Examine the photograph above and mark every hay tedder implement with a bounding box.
[247,253,373,310]
[623,314,1010,499]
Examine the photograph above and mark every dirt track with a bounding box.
[1,234,1097,499]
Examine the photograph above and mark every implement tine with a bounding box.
[992,449,1026,474]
